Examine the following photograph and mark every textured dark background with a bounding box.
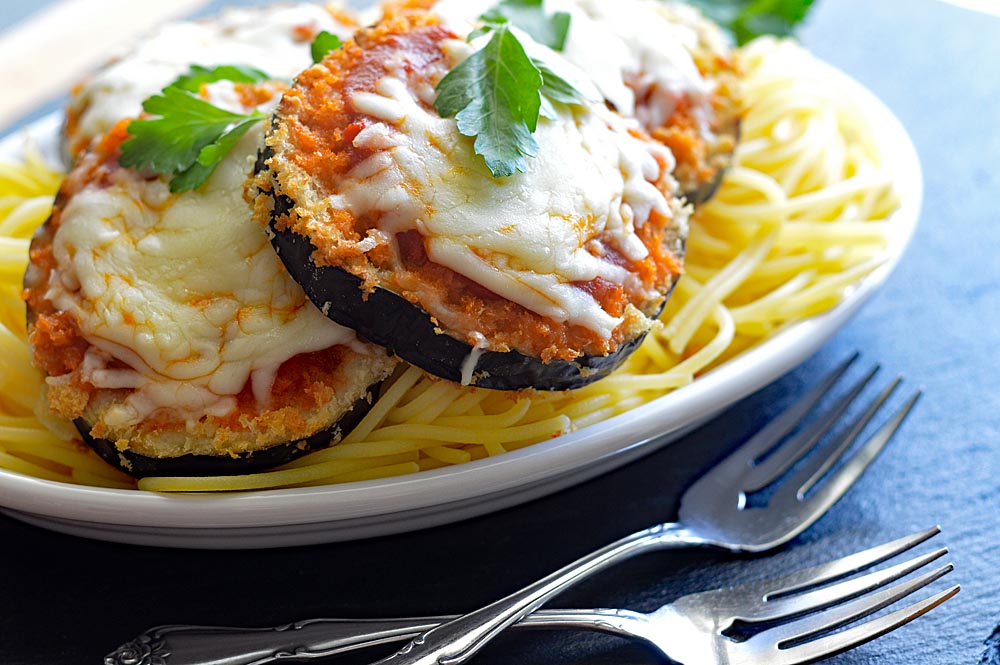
[1,0,998,663]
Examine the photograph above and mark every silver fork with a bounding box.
[369,354,922,665]
[104,528,957,664]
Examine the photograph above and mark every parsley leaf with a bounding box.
[482,0,571,51]
[171,116,263,191]
[437,25,542,177]
[436,8,590,178]
[119,85,264,193]
[169,64,271,93]
[535,61,584,120]
[535,62,583,106]
[682,0,815,45]
[311,30,344,64]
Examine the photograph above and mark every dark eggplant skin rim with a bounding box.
[686,119,742,206]
[258,148,675,392]
[687,157,728,206]
[73,387,379,478]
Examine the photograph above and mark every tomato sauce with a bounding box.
[268,10,686,363]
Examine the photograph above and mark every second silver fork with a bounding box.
[105,528,958,664]
[372,354,921,665]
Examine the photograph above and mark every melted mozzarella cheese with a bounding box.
[431,0,713,130]
[332,56,675,339]
[48,122,362,428]
[69,4,356,155]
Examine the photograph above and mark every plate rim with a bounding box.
[0,58,923,541]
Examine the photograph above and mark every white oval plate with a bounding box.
[0,62,922,549]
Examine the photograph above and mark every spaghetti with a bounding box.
[0,38,899,492]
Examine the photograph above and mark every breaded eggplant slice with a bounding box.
[63,3,360,161]
[428,0,743,204]
[25,84,396,478]
[254,13,688,391]
[651,1,742,203]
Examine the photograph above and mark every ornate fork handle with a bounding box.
[372,522,705,665]
[105,525,698,665]
[104,617,447,665]
[104,610,652,665]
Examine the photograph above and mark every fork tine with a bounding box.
[795,376,904,498]
[744,363,879,492]
[789,389,921,518]
[761,527,939,597]
[771,584,959,665]
[719,354,859,475]
[752,562,954,652]
[683,528,939,611]
[737,546,948,623]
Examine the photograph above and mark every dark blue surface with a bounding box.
[1,1,998,664]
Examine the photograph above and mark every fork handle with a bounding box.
[370,522,703,665]
[106,524,697,665]
[102,618,449,665]
[103,610,648,665]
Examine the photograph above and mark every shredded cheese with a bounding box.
[332,56,678,338]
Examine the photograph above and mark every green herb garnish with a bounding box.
[169,64,271,93]
[480,0,571,52]
[435,4,589,178]
[436,25,541,178]
[311,30,344,64]
[682,0,815,45]
[119,67,270,193]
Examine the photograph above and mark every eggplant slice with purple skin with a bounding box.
[24,94,398,479]
[252,14,691,392]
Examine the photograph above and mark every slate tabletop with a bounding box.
[1,0,998,663]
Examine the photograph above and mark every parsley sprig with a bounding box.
[120,32,347,193]
[311,31,344,64]
[435,0,589,178]
[119,65,273,193]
